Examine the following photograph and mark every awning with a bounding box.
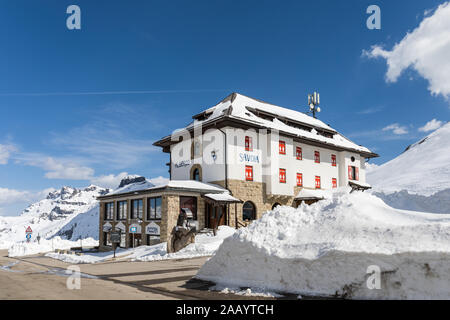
[295,189,329,201]
[202,193,243,204]
[349,180,371,192]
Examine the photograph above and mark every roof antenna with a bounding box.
[307,92,321,119]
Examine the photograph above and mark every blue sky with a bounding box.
[0,0,449,215]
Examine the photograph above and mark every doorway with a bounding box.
[129,233,142,248]
[205,203,227,228]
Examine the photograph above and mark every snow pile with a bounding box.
[196,190,450,299]
[8,237,98,257]
[45,226,236,264]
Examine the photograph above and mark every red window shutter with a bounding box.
[315,151,320,163]
[348,166,353,180]
[355,167,359,181]
[315,176,321,189]
[331,155,336,166]
[279,141,286,154]
[297,173,303,187]
[279,169,286,183]
[245,166,253,181]
[245,136,252,151]
[332,178,337,188]
[296,147,302,160]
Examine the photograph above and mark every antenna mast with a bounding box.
[307,92,321,119]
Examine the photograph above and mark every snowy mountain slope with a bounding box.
[0,185,109,249]
[367,122,450,196]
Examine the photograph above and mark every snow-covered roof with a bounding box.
[348,180,371,189]
[203,193,242,203]
[101,179,228,198]
[158,93,376,157]
[295,189,330,200]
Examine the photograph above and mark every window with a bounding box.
[147,197,162,220]
[117,201,127,220]
[332,178,337,188]
[315,176,321,189]
[243,201,256,221]
[147,235,161,246]
[105,202,114,220]
[180,196,197,220]
[331,154,337,166]
[348,166,359,181]
[279,168,286,183]
[314,151,320,163]
[296,146,302,160]
[193,168,200,181]
[131,199,143,220]
[296,173,303,187]
[245,165,253,181]
[279,140,286,155]
[245,136,252,151]
[272,203,281,210]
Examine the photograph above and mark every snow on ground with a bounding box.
[44,226,236,264]
[8,237,98,257]
[196,189,450,299]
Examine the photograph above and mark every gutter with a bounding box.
[217,127,228,190]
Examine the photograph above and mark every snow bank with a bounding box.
[45,226,236,264]
[196,190,450,299]
[8,237,98,257]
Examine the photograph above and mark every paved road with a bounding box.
[0,250,272,300]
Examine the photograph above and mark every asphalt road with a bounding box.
[0,250,273,300]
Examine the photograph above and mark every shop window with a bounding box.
[314,151,320,163]
[131,199,143,219]
[245,136,253,151]
[332,178,337,188]
[296,173,303,187]
[279,168,286,183]
[245,165,253,181]
[180,196,197,220]
[279,140,286,155]
[296,146,302,160]
[116,201,127,220]
[315,176,321,189]
[105,202,114,220]
[348,166,359,181]
[147,197,162,220]
[331,154,336,166]
[147,235,161,246]
[243,201,256,221]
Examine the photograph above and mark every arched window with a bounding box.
[272,203,281,210]
[243,201,256,221]
[192,168,200,181]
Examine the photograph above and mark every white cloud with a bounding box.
[382,123,409,135]
[364,2,450,99]
[0,187,55,205]
[0,144,17,165]
[418,119,444,132]
[90,172,129,189]
[148,176,170,186]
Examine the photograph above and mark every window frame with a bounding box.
[296,146,302,160]
[296,173,303,187]
[279,140,286,155]
[245,165,253,181]
[279,168,286,184]
[314,151,320,163]
[116,200,127,220]
[147,196,162,221]
[131,199,143,220]
[105,202,114,220]
[332,178,337,188]
[331,154,336,167]
[315,176,321,189]
[242,201,256,221]
[245,136,253,152]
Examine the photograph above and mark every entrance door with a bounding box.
[206,204,227,228]
[129,233,141,248]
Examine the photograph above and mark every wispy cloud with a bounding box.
[382,123,409,135]
[357,106,384,115]
[418,119,444,132]
[0,144,17,165]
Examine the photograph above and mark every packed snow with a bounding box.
[45,226,236,264]
[8,237,98,257]
[196,189,450,299]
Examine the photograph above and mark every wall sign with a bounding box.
[145,222,160,235]
[239,153,259,163]
[174,160,191,168]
